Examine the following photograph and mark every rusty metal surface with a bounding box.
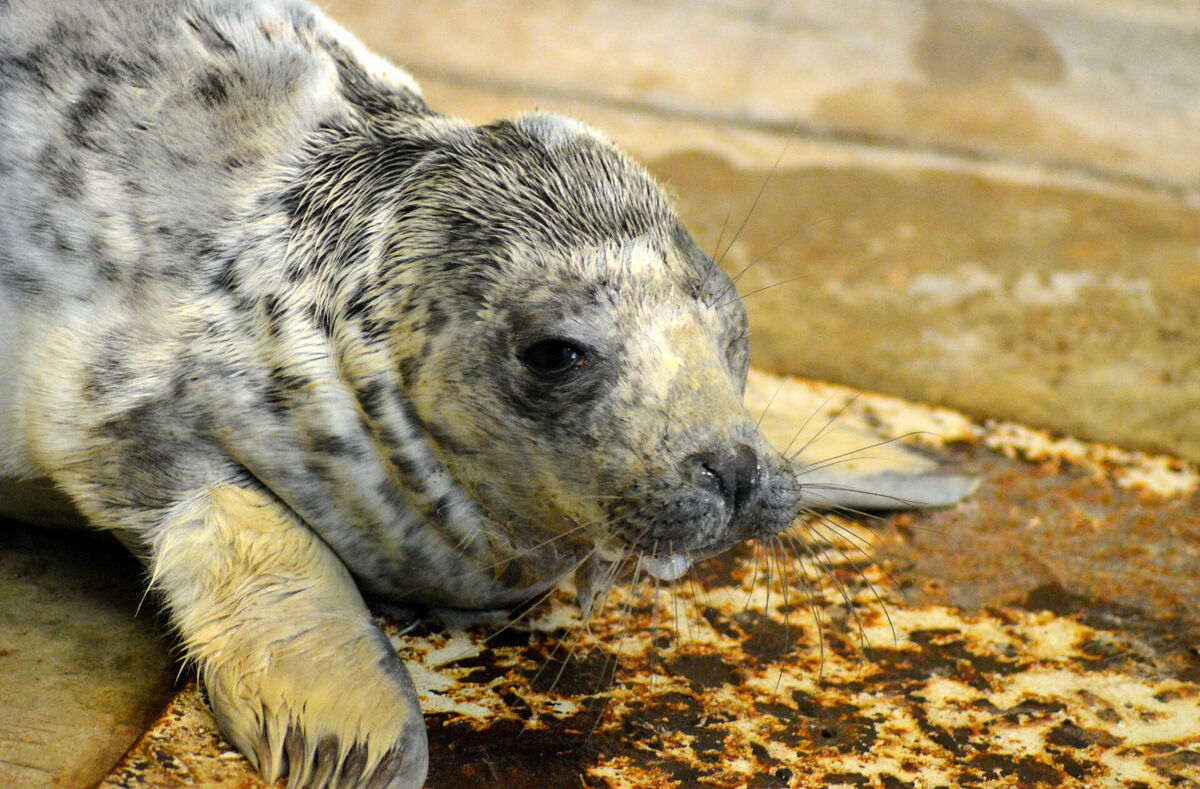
[102,377,1200,788]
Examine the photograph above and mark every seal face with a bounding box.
[0,1,800,786]
[383,116,801,585]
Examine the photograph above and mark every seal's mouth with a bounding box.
[593,543,695,581]
[639,553,693,581]
[575,543,732,617]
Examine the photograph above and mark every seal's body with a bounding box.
[0,1,801,786]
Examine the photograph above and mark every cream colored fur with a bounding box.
[155,484,425,786]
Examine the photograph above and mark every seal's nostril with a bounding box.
[695,459,726,499]
[732,443,760,510]
[688,443,760,511]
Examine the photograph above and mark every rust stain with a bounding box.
[102,377,1200,788]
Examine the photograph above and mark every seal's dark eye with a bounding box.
[521,339,588,379]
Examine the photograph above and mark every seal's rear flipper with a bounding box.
[745,368,979,512]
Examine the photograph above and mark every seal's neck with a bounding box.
[214,124,571,606]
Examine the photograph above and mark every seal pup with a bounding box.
[0,0,803,785]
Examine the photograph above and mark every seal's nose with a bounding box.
[689,443,760,511]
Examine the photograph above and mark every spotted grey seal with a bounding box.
[0,0,805,785]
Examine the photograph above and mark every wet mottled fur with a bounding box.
[0,1,800,786]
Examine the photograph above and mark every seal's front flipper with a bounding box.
[745,369,979,512]
[151,483,428,789]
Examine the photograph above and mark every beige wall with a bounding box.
[324,0,1200,461]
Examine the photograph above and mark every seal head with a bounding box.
[383,114,801,586]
